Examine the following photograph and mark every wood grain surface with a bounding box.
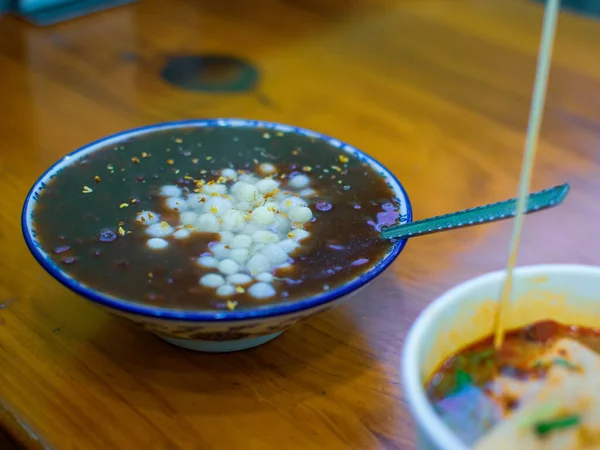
[1,0,600,448]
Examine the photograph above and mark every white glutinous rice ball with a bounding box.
[173,229,190,239]
[137,211,160,226]
[229,248,250,265]
[289,229,310,241]
[259,163,276,175]
[238,184,260,202]
[197,255,219,268]
[251,206,275,226]
[147,238,168,250]
[230,234,252,249]
[262,243,288,265]
[228,273,252,285]
[299,188,316,198]
[235,201,253,212]
[205,197,233,216]
[252,230,279,244]
[210,243,230,260]
[255,272,274,283]
[146,222,174,238]
[264,201,280,212]
[279,239,300,254]
[186,194,207,210]
[200,273,225,288]
[252,243,266,253]
[220,210,246,231]
[273,216,291,235]
[196,214,220,232]
[219,231,234,244]
[221,168,237,179]
[248,282,276,299]
[289,174,310,189]
[288,206,313,224]
[180,211,199,226]
[247,254,271,274]
[256,179,279,194]
[202,183,228,196]
[165,197,188,212]
[160,185,182,197]
[280,196,307,212]
[239,174,259,185]
[216,284,236,297]
[218,259,239,276]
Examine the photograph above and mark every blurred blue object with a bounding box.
[534,0,600,19]
[14,0,137,26]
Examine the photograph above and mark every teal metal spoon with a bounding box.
[380,183,569,240]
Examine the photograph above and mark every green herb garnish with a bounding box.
[534,414,580,436]
[551,358,580,371]
[454,369,473,392]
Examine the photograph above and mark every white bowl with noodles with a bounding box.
[401,264,600,450]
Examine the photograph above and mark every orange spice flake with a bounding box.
[82,186,93,194]
[206,156,213,161]
[148,272,154,279]
[235,287,245,294]
[131,157,140,164]
[338,154,349,164]
[148,212,155,219]
[141,152,149,158]
[192,158,199,164]
[160,221,169,229]
[118,227,126,236]
[302,166,312,172]
[184,175,194,180]
[118,221,125,226]
[174,138,183,143]
[291,150,299,155]
[94,176,101,183]
[166,159,174,165]
[119,203,129,209]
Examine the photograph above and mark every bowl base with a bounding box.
[156,331,283,352]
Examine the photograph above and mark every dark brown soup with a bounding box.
[425,320,600,446]
[31,125,406,311]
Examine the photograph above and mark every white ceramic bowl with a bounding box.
[22,119,412,353]
[401,264,600,450]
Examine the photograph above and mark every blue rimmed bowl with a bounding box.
[22,119,412,353]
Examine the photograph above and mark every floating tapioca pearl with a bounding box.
[166,197,188,212]
[228,273,253,285]
[247,254,271,274]
[289,174,310,189]
[197,255,219,268]
[218,259,239,276]
[229,248,250,264]
[180,211,198,226]
[256,179,279,194]
[161,185,182,197]
[262,243,288,265]
[221,168,237,179]
[230,234,252,249]
[251,206,275,226]
[146,222,174,238]
[200,273,225,287]
[255,272,274,283]
[196,214,220,232]
[147,238,169,250]
[248,282,276,299]
[173,229,190,239]
[259,163,276,175]
[216,284,236,297]
[288,206,313,224]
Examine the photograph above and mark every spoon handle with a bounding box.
[380,183,569,240]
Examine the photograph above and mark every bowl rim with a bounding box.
[22,118,413,322]
[401,263,600,450]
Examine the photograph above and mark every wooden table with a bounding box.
[1,0,599,448]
